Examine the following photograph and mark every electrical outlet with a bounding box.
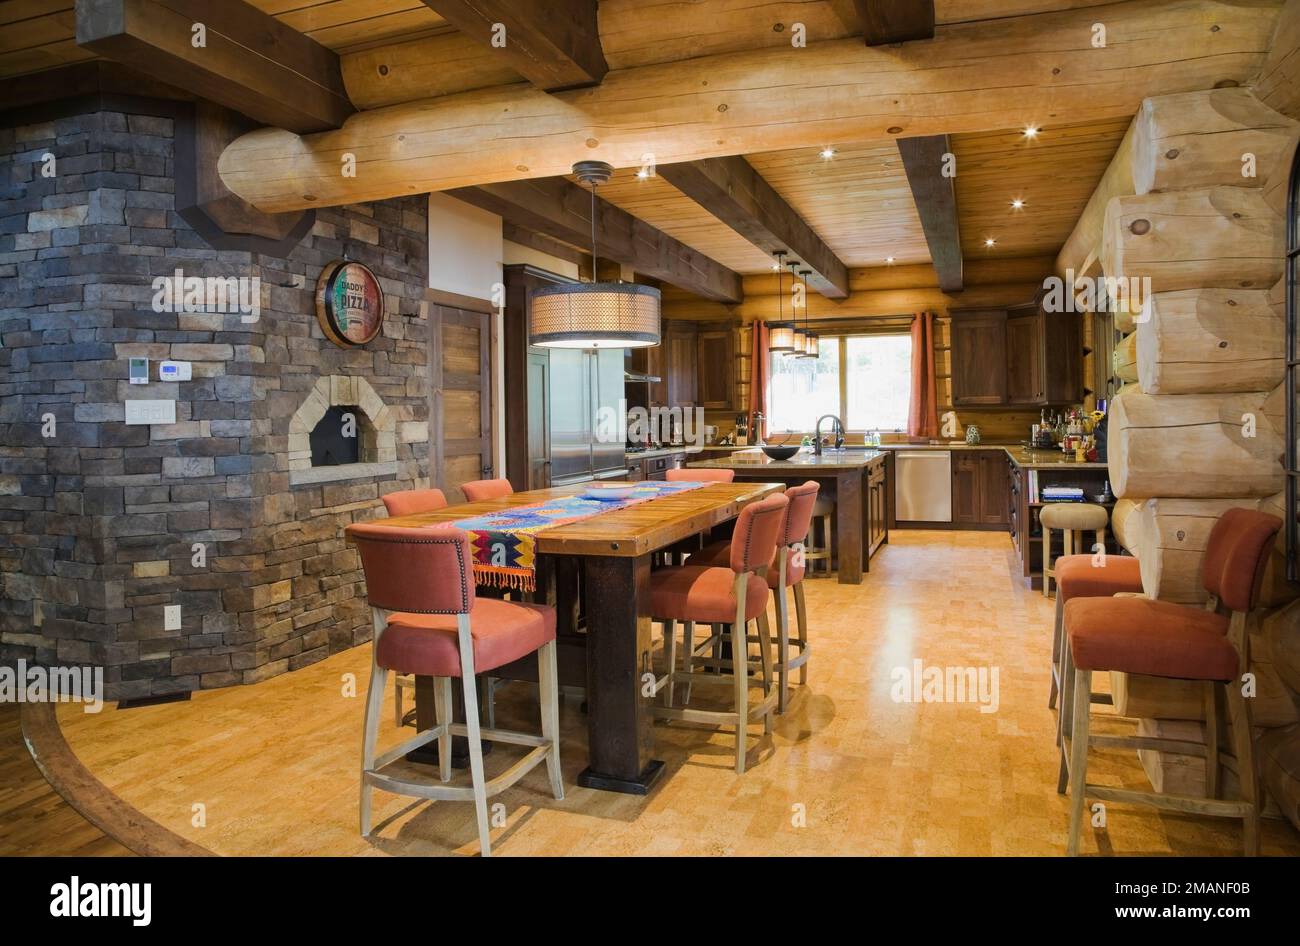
[164,604,182,631]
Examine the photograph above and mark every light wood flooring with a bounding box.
[32,532,1300,856]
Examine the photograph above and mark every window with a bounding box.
[767,333,913,435]
[1286,143,1299,580]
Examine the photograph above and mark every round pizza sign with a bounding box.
[315,259,384,347]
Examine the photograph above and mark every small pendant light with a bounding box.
[798,269,819,358]
[529,161,661,349]
[768,251,797,352]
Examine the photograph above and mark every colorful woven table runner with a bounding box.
[442,480,707,591]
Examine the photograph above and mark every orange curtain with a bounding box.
[907,312,938,439]
[749,321,770,441]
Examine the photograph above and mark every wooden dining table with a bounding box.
[370,480,783,794]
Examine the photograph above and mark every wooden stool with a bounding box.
[1039,503,1108,597]
[1058,508,1281,856]
[803,494,834,576]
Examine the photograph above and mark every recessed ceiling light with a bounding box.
[1011,198,1025,210]
[636,168,650,179]
[885,256,895,264]
[820,147,836,160]
[771,263,781,271]
[984,238,997,248]
[1023,126,1040,139]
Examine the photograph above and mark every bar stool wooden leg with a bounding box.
[756,610,774,735]
[456,617,493,857]
[1225,680,1259,856]
[434,676,452,783]
[359,662,388,837]
[1049,591,1064,710]
[731,619,749,775]
[1057,640,1076,793]
[774,583,790,714]
[1203,681,1220,800]
[681,620,694,705]
[537,640,565,801]
[1066,667,1093,857]
[793,582,809,685]
[663,618,677,708]
[1041,524,1052,597]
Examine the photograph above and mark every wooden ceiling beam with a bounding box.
[897,135,963,292]
[421,0,607,91]
[450,179,743,303]
[74,0,353,133]
[854,0,935,46]
[658,156,849,299]
[216,0,1278,213]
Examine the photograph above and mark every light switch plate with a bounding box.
[164,605,182,631]
[125,399,176,426]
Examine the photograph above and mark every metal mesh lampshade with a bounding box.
[529,281,661,348]
[802,332,820,358]
[790,327,806,355]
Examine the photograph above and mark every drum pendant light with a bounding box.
[788,262,807,356]
[768,251,797,352]
[528,161,661,348]
[798,269,819,358]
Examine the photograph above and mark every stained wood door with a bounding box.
[696,326,735,409]
[429,303,495,503]
[951,453,980,524]
[666,321,697,407]
[978,451,1009,525]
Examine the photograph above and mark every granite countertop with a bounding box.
[874,442,1108,470]
[688,448,886,471]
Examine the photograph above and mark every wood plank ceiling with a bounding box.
[0,0,1137,292]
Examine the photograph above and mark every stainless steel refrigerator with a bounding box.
[547,348,628,485]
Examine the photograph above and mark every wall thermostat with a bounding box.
[159,360,192,382]
[128,357,149,384]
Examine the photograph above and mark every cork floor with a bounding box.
[50,531,1300,856]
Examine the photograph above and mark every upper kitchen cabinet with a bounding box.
[950,310,1008,406]
[664,320,698,407]
[696,325,736,409]
[1006,303,1083,406]
[951,305,1082,408]
[626,344,666,407]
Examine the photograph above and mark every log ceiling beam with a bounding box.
[450,179,743,303]
[74,0,353,133]
[657,156,849,299]
[897,135,962,292]
[216,0,1279,213]
[854,0,936,46]
[421,0,607,91]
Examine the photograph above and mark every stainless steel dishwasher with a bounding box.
[894,450,953,523]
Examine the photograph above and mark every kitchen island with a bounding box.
[687,449,889,584]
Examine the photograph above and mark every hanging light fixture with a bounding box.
[798,269,819,359]
[768,251,797,352]
[784,259,805,356]
[529,161,661,348]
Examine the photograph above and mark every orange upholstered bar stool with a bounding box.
[461,478,514,502]
[1058,509,1281,856]
[648,492,788,774]
[348,523,563,857]
[688,481,820,713]
[665,468,735,483]
[382,488,447,517]
[662,467,736,563]
[1047,551,1143,714]
[379,488,449,725]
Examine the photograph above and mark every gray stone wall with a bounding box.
[0,101,430,700]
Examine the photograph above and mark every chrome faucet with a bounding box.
[813,414,844,455]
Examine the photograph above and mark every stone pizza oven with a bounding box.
[288,375,397,485]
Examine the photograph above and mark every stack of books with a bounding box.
[1041,486,1085,503]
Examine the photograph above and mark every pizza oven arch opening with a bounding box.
[309,404,377,467]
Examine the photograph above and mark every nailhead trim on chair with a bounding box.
[358,531,472,614]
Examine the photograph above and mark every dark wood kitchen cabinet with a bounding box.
[952,449,1009,529]
[866,458,889,555]
[950,310,1008,406]
[696,325,735,409]
[664,320,697,407]
[951,304,1082,408]
[626,344,665,407]
[1005,302,1083,406]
